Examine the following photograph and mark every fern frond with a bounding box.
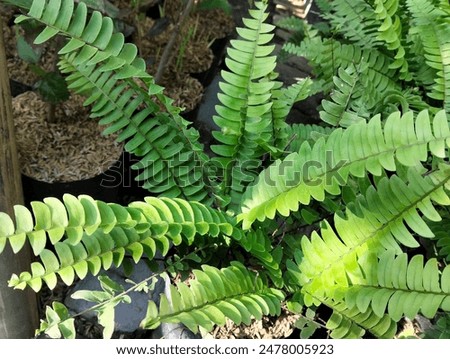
[407,0,450,112]
[17,0,148,79]
[319,64,368,127]
[294,165,450,306]
[287,124,334,153]
[285,166,450,334]
[210,1,277,212]
[344,250,450,321]
[17,0,212,202]
[239,110,450,229]
[322,0,381,48]
[238,230,283,287]
[428,217,450,261]
[275,15,305,32]
[299,39,401,96]
[372,0,411,80]
[271,78,314,151]
[59,56,210,201]
[141,262,284,333]
[324,300,397,338]
[282,34,323,69]
[0,195,237,290]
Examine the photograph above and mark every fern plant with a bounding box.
[282,0,450,124]
[0,0,449,339]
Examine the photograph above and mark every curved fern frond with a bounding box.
[285,166,449,335]
[141,262,284,333]
[275,15,305,32]
[373,0,411,80]
[210,1,277,212]
[0,195,237,290]
[322,0,381,48]
[344,251,450,321]
[407,0,450,112]
[290,39,401,96]
[16,0,148,80]
[270,78,314,152]
[319,64,368,127]
[294,165,450,306]
[16,0,212,202]
[324,300,397,339]
[59,56,210,201]
[239,110,450,229]
[238,230,283,287]
[428,217,450,261]
[287,124,334,153]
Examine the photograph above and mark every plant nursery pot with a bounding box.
[21,159,123,205]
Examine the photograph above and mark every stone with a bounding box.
[65,260,165,334]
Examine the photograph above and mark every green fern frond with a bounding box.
[282,38,319,66]
[287,124,334,153]
[141,262,284,333]
[322,0,381,49]
[38,301,76,339]
[210,1,277,212]
[275,15,305,32]
[239,110,450,229]
[295,165,450,305]
[238,230,283,287]
[0,195,236,290]
[344,250,450,321]
[407,0,450,112]
[285,166,450,334]
[428,217,450,261]
[372,0,411,80]
[296,39,401,96]
[16,0,212,202]
[59,56,210,201]
[372,88,441,116]
[271,77,314,151]
[324,300,397,338]
[16,0,148,79]
[319,64,368,127]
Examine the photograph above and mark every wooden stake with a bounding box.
[0,16,39,339]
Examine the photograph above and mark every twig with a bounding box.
[154,0,195,84]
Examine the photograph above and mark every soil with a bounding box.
[12,91,122,182]
[209,311,300,339]
[112,0,234,111]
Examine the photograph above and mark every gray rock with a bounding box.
[151,323,202,339]
[65,260,165,334]
[195,73,221,132]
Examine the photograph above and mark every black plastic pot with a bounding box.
[191,37,229,88]
[21,159,123,205]
[10,79,32,97]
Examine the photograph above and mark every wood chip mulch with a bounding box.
[13,91,123,183]
[209,310,300,339]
